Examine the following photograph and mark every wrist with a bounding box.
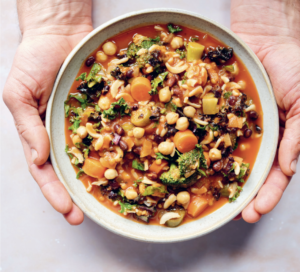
[18,0,92,38]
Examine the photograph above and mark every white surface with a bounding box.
[1,0,300,271]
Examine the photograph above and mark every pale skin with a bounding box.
[3,0,300,225]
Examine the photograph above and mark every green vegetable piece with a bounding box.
[167,23,183,33]
[224,65,235,73]
[178,147,207,176]
[76,169,85,179]
[141,36,160,49]
[229,186,243,202]
[160,164,198,188]
[75,72,87,81]
[86,63,102,87]
[118,201,137,214]
[127,42,139,58]
[156,152,170,161]
[102,98,130,120]
[65,145,73,159]
[237,163,250,182]
[165,98,177,112]
[220,184,230,197]
[175,49,186,59]
[130,107,151,127]
[223,92,232,99]
[64,104,70,117]
[165,209,186,227]
[132,160,145,171]
[65,93,88,109]
[190,36,199,42]
[142,185,168,196]
[68,119,81,133]
[187,42,205,62]
[150,72,169,95]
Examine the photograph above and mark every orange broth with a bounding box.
[65,24,263,226]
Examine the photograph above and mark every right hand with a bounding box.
[3,0,93,224]
[231,0,300,223]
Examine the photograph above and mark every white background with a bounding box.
[1,0,300,271]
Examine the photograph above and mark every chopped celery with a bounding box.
[187,42,205,62]
[224,65,235,73]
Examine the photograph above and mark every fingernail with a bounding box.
[31,149,38,163]
[291,159,297,173]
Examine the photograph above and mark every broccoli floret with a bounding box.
[177,146,207,176]
[160,164,198,188]
[178,148,200,176]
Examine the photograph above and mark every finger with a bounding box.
[233,213,242,221]
[30,162,73,214]
[64,203,84,225]
[279,114,300,176]
[254,163,290,215]
[242,199,261,223]
[3,78,49,166]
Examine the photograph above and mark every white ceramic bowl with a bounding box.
[46,8,278,243]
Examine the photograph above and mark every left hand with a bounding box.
[3,0,93,225]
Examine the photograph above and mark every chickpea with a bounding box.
[98,96,110,110]
[175,117,189,131]
[76,126,88,139]
[166,112,179,125]
[209,148,222,161]
[170,37,184,49]
[96,51,108,62]
[72,135,82,145]
[102,41,117,56]
[133,127,145,139]
[125,188,138,200]
[159,86,171,103]
[104,169,118,180]
[177,191,190,208]
[158,141,175,155]
[183,106,196,118]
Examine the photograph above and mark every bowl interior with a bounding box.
[46,9,278,243]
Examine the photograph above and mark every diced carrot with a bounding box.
[121,171,131,182]
[174,130,198,153]
[203,152,211,167]
[228,114,244,128]
[122,136,134,151]
[117,93,135,102]
[144,122,158,135]
[149,160,168,174]
[187,196,209,217]
[140,139,152,157]
[82,158,107,179]
[131,77,151,101]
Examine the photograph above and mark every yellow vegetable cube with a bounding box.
[187,42,205,62]
[202,95,219,115]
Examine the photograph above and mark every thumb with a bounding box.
[3,83,50,166]
[278,112,300,176]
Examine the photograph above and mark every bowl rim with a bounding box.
[46,8,278,243]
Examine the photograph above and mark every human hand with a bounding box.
[231,0,300,222]
[3,0,93,225]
